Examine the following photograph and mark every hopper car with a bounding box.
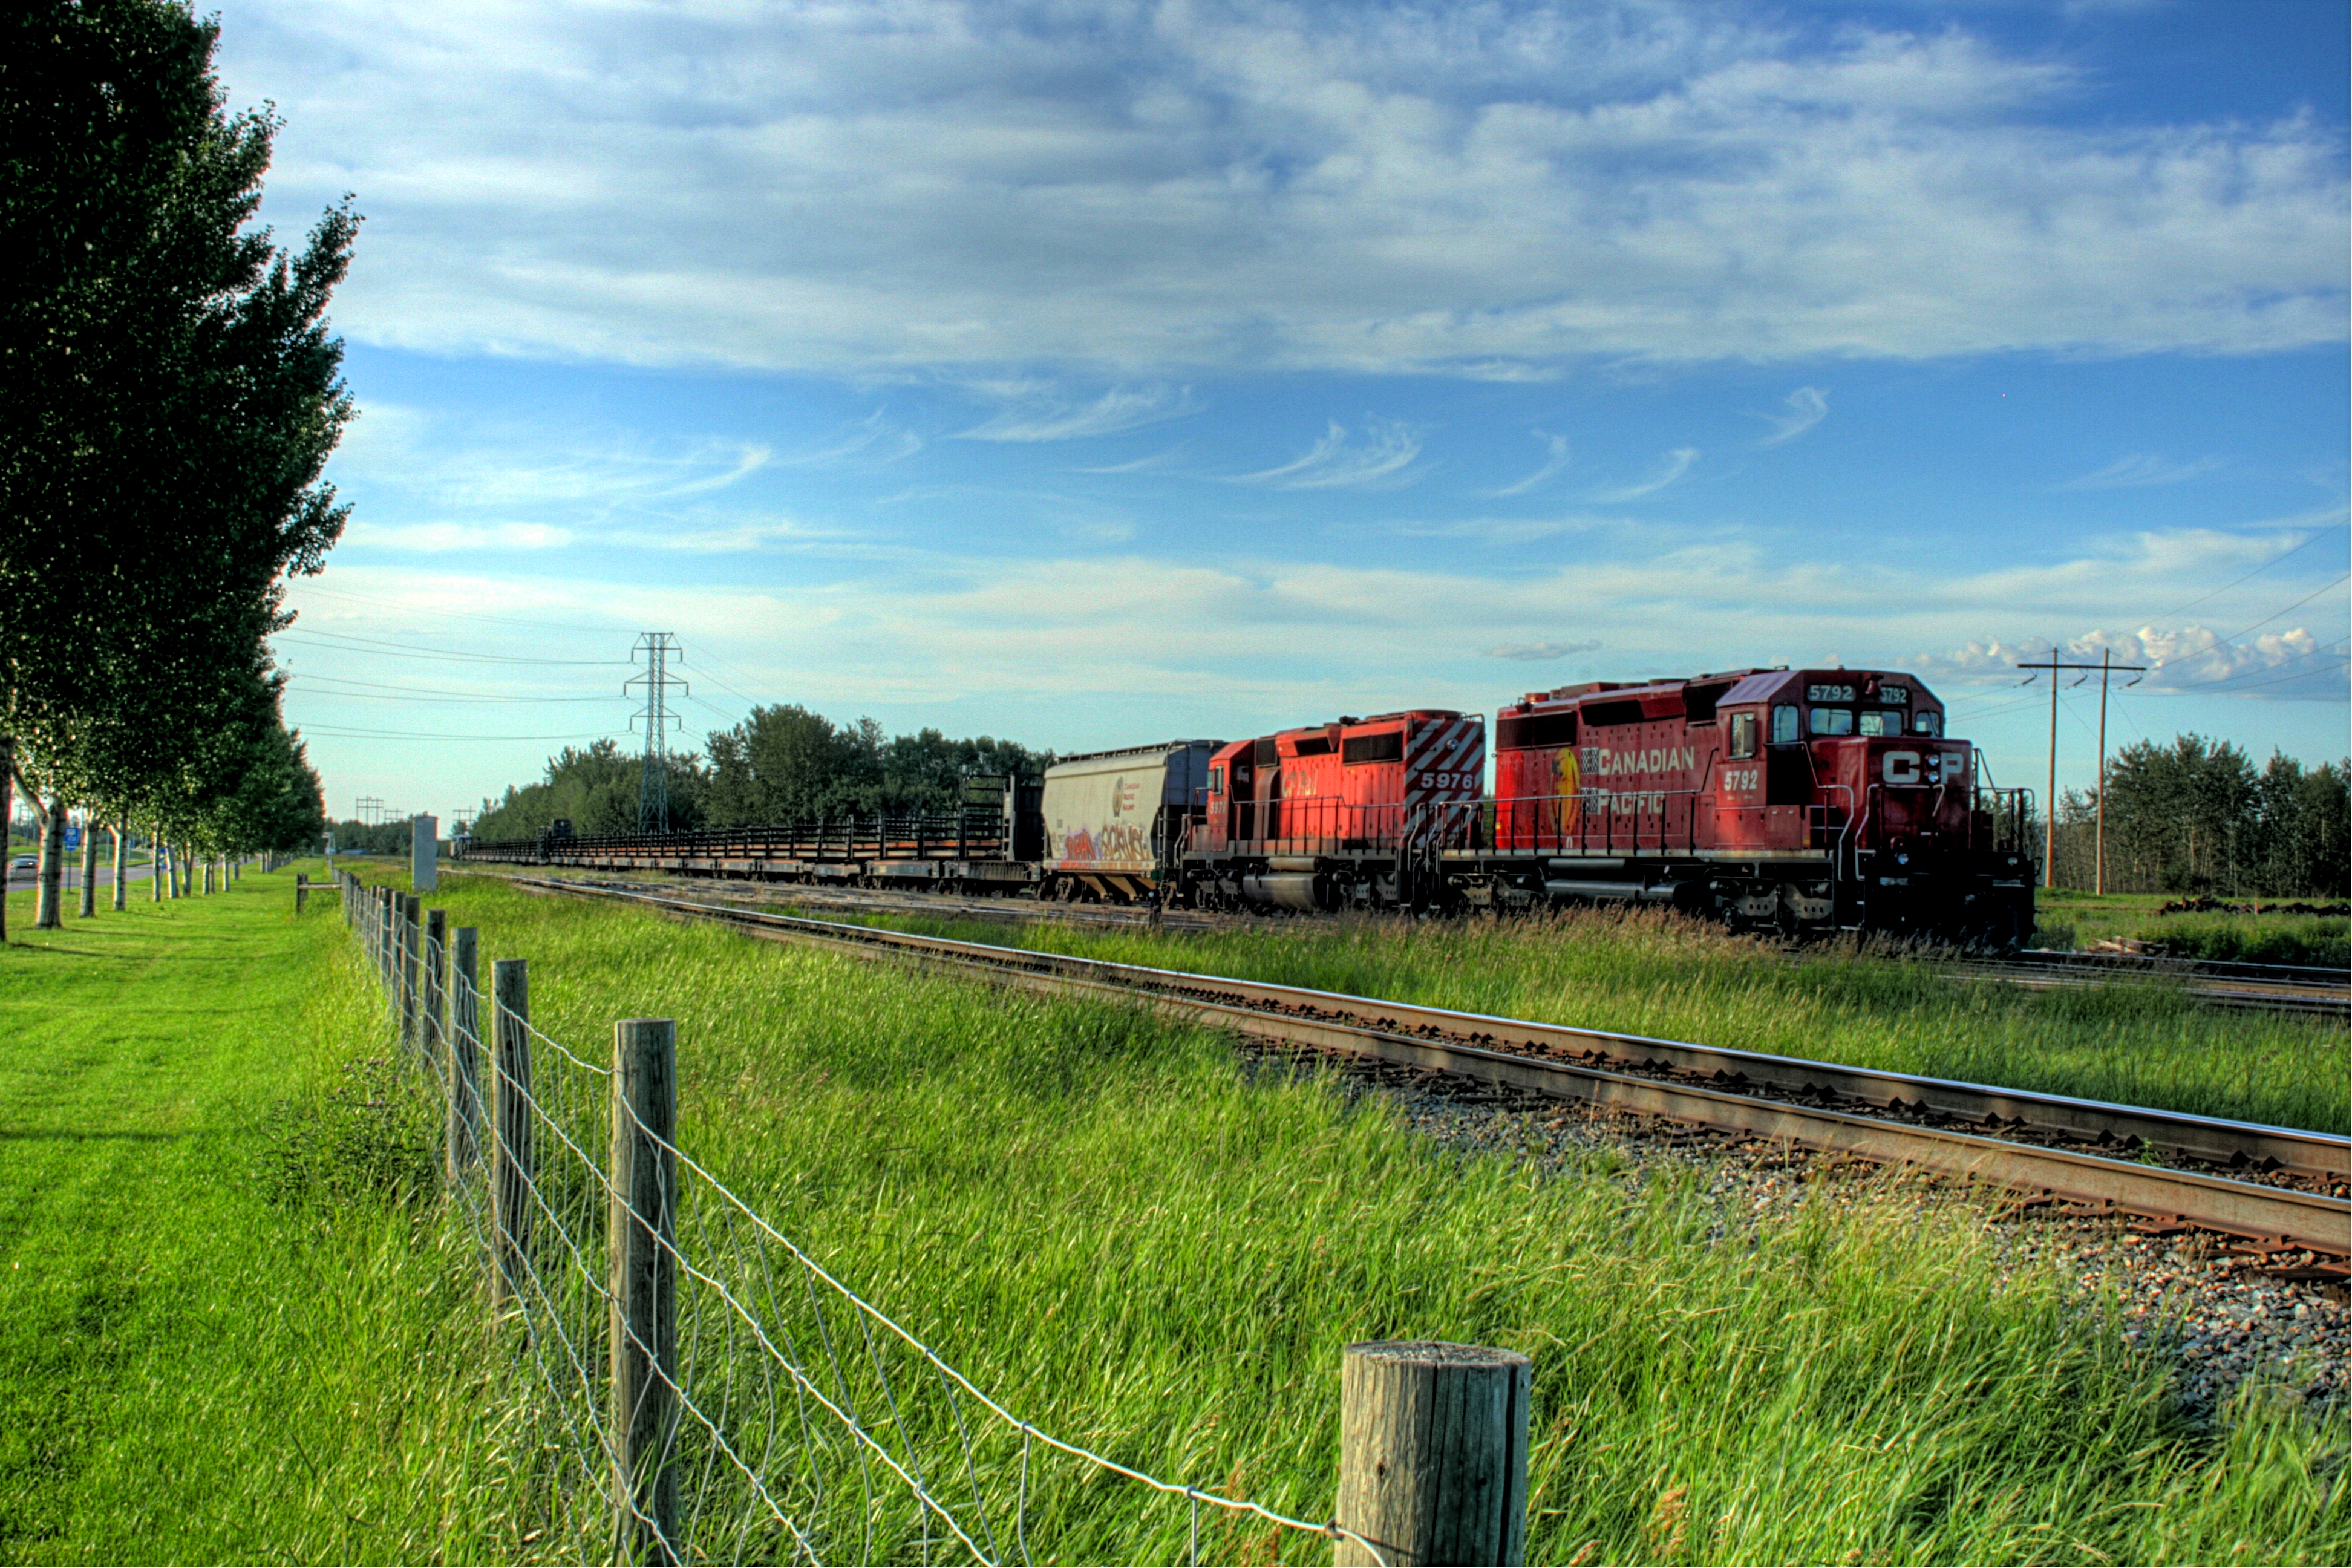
[454,665,2036,942]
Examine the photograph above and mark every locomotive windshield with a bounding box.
[1810,707,1855,736]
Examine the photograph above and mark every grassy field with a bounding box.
[0,867,531,1564]
[5,865,2345,1563]
[768,898,2349,1135]
[2034,889,2350,969]
[416,869,2342,1564]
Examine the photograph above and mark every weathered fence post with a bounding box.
[296,874,309,914]
[1334,1341,1530,1567]
[399,894,422,1053]
[423,908,448,1066]
[447,926,483,1181]
[490,958,534,1314]
[611,1017,679,1562]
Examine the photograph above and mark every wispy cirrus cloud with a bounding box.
[1486,431,1573,497]
[1589,448,1698,503]
[784,408,921,466]
[1235,419,1426,491]
[956,385,1202,443]
[1486,639,1604,662]
[1756,387,1829,448]
[2057,453,2225,489]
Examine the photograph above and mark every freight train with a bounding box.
[456,665,2038,942]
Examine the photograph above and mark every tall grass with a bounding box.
[428,873,2347,1565]
[789,901,2348,1135]
[0,871,553,1564]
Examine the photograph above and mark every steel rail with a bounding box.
[504,875,2351,1257]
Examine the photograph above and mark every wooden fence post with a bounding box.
[295,875,309,914]
[447,926,483,1181]
[611,1017,679,1562]
[424,908,448,1066]
[399,894,422,1053]
[1335,1341,1530,1567]
[490,958,533,1314]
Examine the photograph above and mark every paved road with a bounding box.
[5,859,164,895]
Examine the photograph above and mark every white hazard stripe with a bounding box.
[1405,717,1486,805]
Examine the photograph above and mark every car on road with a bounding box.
[10,855,33,871]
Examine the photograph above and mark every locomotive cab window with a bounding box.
[1913,711,1942,737]
[1858,710,1893,737]
[1810,707,1855,736]
[1771,705,1800,744]
[1728,711,1757,759]
[1208,765,1225,795]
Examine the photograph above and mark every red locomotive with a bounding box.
[1444,667,2031,940]
[1188,710,1484,910]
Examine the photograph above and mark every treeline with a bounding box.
[2,2,350,933]
[2045,735,2349,897]
[325,818,433,857]
[471,706,1053,841]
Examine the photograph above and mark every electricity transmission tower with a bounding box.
[356,795,384,825]
[626,633,688,834]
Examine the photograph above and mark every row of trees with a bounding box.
[2044,736,2350,897]
[470,707,1054,841]
[2,1,348,935]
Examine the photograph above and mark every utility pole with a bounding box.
[626,633,688,835]
[2093,648,2146,896]
[2017,650,2144,892]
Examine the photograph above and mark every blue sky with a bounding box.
[209,0,2349,824]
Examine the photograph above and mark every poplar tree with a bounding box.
[2,0,356,932]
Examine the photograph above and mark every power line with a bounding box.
[302,723,620,741]
[2137,521,2348,624]
[278,629,630,666]
[2203,570,2350,649]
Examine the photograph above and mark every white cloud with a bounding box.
[1756,387,1828,448]
[1487,639,1604,661]
[783,409,922,466]
[956,385,1203,442]
[226,1,2350,375]
[1913,622,2350,696]
[1235,418,1426,490]
[1486,431,1573,497]
[1589,447,1697,503]
[2057,453,2225,490]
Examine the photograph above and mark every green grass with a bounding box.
[750,899,2349,1135]
[416,871,2344,1565]
[0,866,536,1564]
[7,866,2345,1563]
[2034,889,2351,969]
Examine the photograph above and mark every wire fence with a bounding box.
[338,872,1387,1566]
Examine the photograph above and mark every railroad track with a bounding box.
[494,867,2351,1018]
[502,875,2351,1267]
[1961,947,2351,1019]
